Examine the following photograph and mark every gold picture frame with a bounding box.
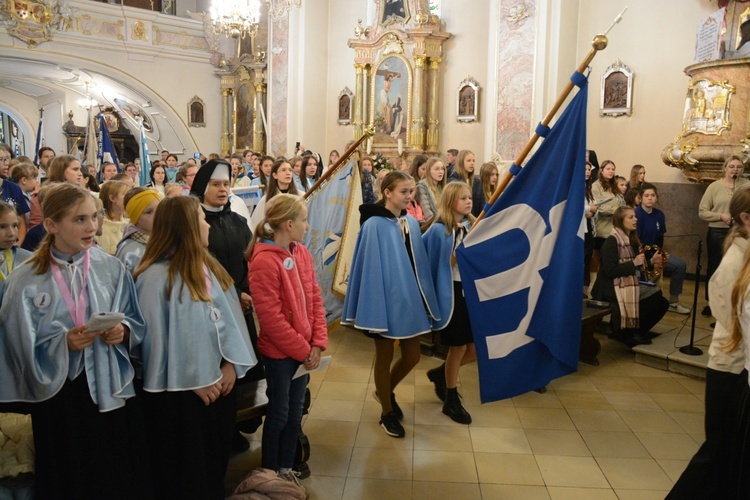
[188,95,206,128]
[379,0,411,26]
[338,87,353,126]
[368,53,412,147]
[680,79,735,137]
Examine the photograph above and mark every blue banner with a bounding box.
[138,118,152,187]
[303,158,361,324]
[97,115,120,180]
[456,80,588,403]
[33,113,43,164]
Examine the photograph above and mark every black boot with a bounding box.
[442,388,472,424]
[427,363,447,403]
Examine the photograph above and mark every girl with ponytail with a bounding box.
[0,182,152,498]
[246,194,327,486]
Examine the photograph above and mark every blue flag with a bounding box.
[97,115,120,179]
[303,158,362,325]
[456,80,588,403]
[32,112,43,164]
[138,118,152,186]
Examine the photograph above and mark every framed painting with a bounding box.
[112,97,153,132]
[369,54,411,146]
[457,77,479,122]
[234,81,255,150]
[188,95,206,128]
[338,87,353,125]
[600,60,633,117]
[380,0,411,26]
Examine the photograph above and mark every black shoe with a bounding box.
[443,388,472,425]
[231,430,250,453]
[373,391,403,421]
[379,411,405,438]
[427,364,447,403]
[701,305,712,317]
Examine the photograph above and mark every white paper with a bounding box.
[85,312,125,333]
[293,355,332,379]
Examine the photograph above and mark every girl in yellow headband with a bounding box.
[115,187,161,274]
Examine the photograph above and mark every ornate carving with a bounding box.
[414,55,427,68]
[429,57,441,70]
[681,79,734,137]
[253,82,266,93]
[131,19,147,41]
[0,0,74,46]
[354,63,366,74]
[354,18,369,39]
[382,33,404,56]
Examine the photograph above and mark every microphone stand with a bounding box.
[680,239,703,355]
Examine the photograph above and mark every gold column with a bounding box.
[427,57,441,151]
[253,82,267,154]
[221,88,232,156]
[411,55,427,149]
[354,63,366,140]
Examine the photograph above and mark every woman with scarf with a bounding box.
[591,206,669,348]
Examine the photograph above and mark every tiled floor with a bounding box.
[227,279,711,499]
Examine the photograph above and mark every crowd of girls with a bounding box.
[5,143,734,495]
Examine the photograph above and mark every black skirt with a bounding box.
[439,281,474,347]
[141,387,237,500]
[31,373,154,500]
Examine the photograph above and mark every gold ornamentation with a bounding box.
[661,136,699,169]
[414,55,426,68]
[354,63,366,74]
[354,18,369,39]
[429,57,441,70]
[131,19,147,41]
[382,33,404,56]
[415,9,429,25]
[681,79,734,137]
[253,82,266,93]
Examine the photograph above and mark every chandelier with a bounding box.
[210,0,262,39]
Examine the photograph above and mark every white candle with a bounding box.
[398,138,403,155]
[367,138,372,155]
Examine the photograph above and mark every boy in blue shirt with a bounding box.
[635,183,690,314]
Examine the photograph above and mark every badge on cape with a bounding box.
[209,307,221,323]
[283,257,294,270]
[33,292,52,309]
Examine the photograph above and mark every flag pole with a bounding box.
[472,9,626,229]
[304,126,375,199]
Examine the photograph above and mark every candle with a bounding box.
[397,138,403,155]
[367,138,372,155]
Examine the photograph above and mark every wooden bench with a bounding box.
[235,379,312,478]
[580,304,611,366]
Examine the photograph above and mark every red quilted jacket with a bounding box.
[248,241,328,361]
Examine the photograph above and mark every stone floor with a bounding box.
[226,279,711,499]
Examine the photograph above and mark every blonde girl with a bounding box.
[450,149,477,186]
[342,170,440,438]
[423,182,477,424]
[0,183,151,498]
[629,164,646,189]
[98,180,130,254]
[246,194,327,486]
[589,160,624,291]
[416,157,446,222]
[0,201,31,294]
[134,195,256,499]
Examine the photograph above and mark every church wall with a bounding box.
[576,0,715,184]
[576,0,718,274]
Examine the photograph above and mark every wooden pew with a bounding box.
[580,303,611,366]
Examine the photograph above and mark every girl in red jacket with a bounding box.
[246,193,328,485]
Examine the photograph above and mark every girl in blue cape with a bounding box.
[423,182,477,425]
[0,183,153,499]
[0,201,31,298]
[115,187,160,274]
[133,195,257,500]
[342,170,440,438]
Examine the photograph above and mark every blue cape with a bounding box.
[136,261,257,391]
[341,214,440,338]
[422,222,457,330]
[0,250,144,412]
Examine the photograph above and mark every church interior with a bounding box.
[1,0,749,497]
